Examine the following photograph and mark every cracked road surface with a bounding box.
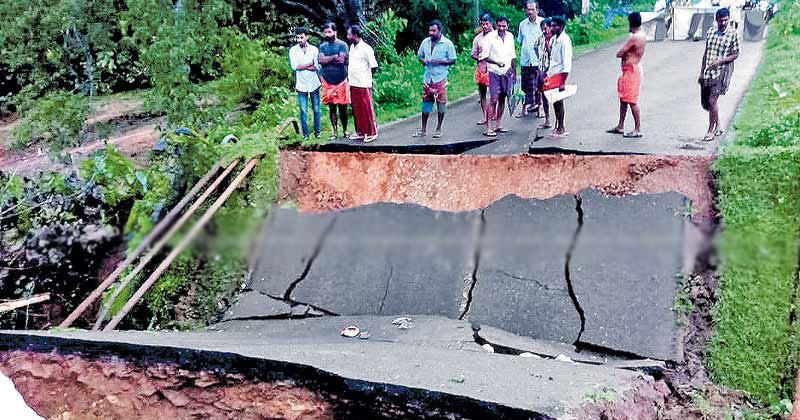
[245,191,686,361]
[336,39,763,156]
[1,317,648,419]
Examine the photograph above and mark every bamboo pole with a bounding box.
[59,161,224,328]
[0,293,51,313]
[90,158,241,330]
[103,158,259,331]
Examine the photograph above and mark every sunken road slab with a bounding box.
[249,208,336,297]
[291,202,476,317]
[222,291,292,321]
[571,190,686,361]
[0,318,642,418]
[468,194,582,344]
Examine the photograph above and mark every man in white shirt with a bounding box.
[479,15,516,137]
[542,16,573,137]
[288,27,321,139]
[347,25,379,142]
[517,1,543,116]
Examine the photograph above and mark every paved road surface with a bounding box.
[347,38,764,156]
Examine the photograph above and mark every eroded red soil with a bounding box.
[279,151,714,223]
[1,351,333,420]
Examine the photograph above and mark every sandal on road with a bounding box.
[606,127,625,134]
[483,130,497,137]
[714,128,725,137]
[363,134,378,143]
[476,120,488,125]
[623,131,643,138]
[496,127,509,133]
[412,130,427,138]
[432,130,442,138]
[348,133,364,141]
[539,123,552,129]
[701,134,715,142]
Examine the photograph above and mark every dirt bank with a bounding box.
[1,350,332,420]
[279,151,714,223]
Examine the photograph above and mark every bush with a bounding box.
[364,9,409,64]
[0,0,143,108]
[215,35,293,106]
[121,0,235,125]
[12,92,92,155]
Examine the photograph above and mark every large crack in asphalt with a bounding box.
[565,194,587,345]
[222,289,338,322]
[378,263,394,314]
[283,215,338,301]
[459,209,486,320]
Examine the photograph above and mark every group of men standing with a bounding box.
[470,2,574,138]
[288,23,379,142]
[289,2,740,144]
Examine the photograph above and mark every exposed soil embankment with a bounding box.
[1,351,332,420]
[279,151,714,223]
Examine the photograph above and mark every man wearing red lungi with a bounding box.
[607,12,646,138]
[347,25,379,143]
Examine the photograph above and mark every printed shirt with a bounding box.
[348,40,379,88]
[289,43,321,93]
[534,34,551,73]
[547,32,573,76]
[417,35,457,84]
[319,40,349,85]
[517,17,543,67]
[480,30,516,76]
[702,24,740,81]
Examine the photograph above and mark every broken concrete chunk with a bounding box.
[223,291,292,321]
[249,208,336,297]
[469,194,582,344]
[571,189,686,361]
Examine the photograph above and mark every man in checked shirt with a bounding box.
[698,7,740,142]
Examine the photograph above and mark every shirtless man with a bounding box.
[607,12,646,138]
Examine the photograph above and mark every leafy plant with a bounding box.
[364,9,408,64]
[12,92,92,156]
[120,0,234,125]
[0,0,143,108]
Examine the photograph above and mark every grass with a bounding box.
[707,1,800,404]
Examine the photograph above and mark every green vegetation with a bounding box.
[11,92,92,156]
[708,1,800,404]
[1,0,642,330]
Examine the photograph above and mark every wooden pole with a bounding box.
[59,161,224,327]
[0,293,51,313]
[91,158,241,330]
[103,158,259,331]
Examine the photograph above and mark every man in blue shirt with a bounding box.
[413,20,457,139]
[517,0,544,117]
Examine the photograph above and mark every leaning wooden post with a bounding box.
[59,161,224,327]
[103,158,259,331]
[91,158,240,330]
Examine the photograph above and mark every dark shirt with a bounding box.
[319,40,349,85]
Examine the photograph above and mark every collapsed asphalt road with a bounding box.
[246,191,686,362]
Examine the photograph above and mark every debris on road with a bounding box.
[340,325,361,338]
[555,354,574,363]
[392,317,414,330]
